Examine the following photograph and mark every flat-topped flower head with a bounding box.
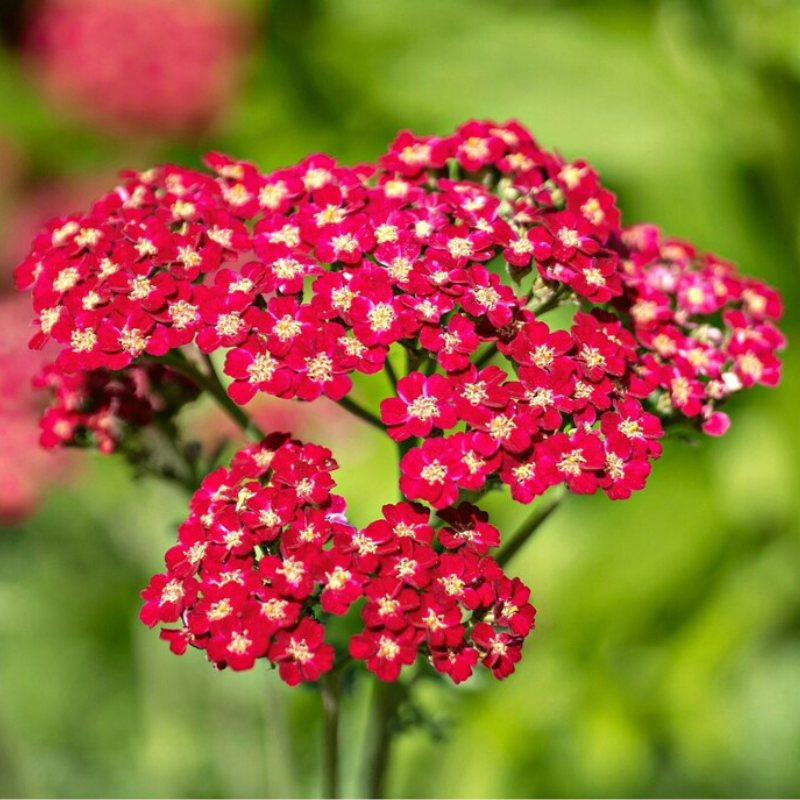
[141,435,537,685]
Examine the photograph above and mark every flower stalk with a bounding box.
[320,672,341,799]
[336,394,385,433]
[152,351,265,441]
[497,487,566,568]
[366,680,403,799]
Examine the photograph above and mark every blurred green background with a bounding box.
[1,0,798,796]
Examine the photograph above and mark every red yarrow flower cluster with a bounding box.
[16,118,785,685]
[143,434,535,685]
[15,119,782,459]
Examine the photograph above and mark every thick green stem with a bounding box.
[152,419,199,490]
[395,436,417,479]
[528,285,570,318]
[384,354,400,392]
[366,680,402,799]
[496,487,566,568]
[422,355,439,376]
[474,341,498,369]
[320,671,341,799]
[152,351,265,441]
[337,394,385,433]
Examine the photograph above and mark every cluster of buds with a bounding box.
[16,119,784,683]
[24,0,248,137]
[35,362,199,454]
[141,434,534,684]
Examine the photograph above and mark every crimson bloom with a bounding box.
[380,372,456,441]
[269,618,335,686]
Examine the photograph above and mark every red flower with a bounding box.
[536,430,605,494]
[470,622,524,679]
[366,501,435,546]
[399,438,465,508]
[460,266,518,328]
[544,211,601,261]
[206,616,271,671]
[380,372,457,441]
[380,541,439,590]
[15,118,785,690]
[285,323,352,401]
[480,577,536,637]
[259,550,314,599]
[453,121,506,171]
[314,218,375,264]
[430,643,480,684]
[600,435,653,501]
[379,130,449,176]
[269,618,335,685]
[508,320,573,370]
[349,628,420,682]
[409,593,464,648]
[437,502,501,555]
[600,398,663,459]
[314,551,364,616]
[517,359,577,430]
[451,365,512,424]
[362,577,420,632]
[419,314,481,373]
[224,336,293,405]
[139,573,198,627]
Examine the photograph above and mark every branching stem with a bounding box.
[151,351,265,441]
[496,487,566,568]
[337,394,385,433]
[474,341,498,369]
[384,354,400,393]
[528,285,570,318]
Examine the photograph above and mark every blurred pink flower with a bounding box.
[0,294,72,523]
[186,392,362,457]
[0,173,115,290]
[24,0,250,138]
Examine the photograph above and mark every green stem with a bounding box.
[474,341,498,370]
[337,394,385,433]
[422,355,440,376]
[529,286,570,317]
[384,353,400,392]
[396,435,418,477]
[320,671,341,799]
[153,420,199,489]
[152,351,265,441]
[496,487,566,568]
[366,681,402,799]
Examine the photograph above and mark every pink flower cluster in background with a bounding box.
[24,0,248,137]
[0,295,70,523]
[15,119,784,682]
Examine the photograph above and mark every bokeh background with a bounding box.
[1,0,798,797]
